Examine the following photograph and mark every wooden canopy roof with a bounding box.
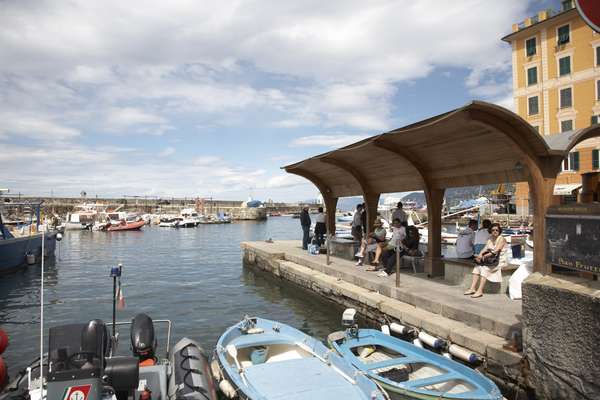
[283,101,600,198]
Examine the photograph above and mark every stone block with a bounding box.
[522,273,600,399]
[448,326,490,355]
[420,315,461,339]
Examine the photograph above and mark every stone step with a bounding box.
[275,259,521,371]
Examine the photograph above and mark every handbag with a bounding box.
[482,252,499,267]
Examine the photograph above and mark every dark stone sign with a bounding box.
[546,204,600,274]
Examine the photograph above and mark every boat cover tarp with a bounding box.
[242,357,370,400]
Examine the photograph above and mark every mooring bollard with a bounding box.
[395,245,400,287]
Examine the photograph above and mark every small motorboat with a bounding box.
[328,310,502,400]
[106,219,145,231]
[213,316,387,400]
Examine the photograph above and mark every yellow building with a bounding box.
[502,0,600,214]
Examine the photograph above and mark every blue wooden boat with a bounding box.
[328,328,503,400]
[213,316,388,400]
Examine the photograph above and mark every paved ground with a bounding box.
[245,240,522,339]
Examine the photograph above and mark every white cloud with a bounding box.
[290,134,369,148]
[159,146,176,157]
[0,112,80,140]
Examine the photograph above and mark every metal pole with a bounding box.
[112,273,117,338]
[326,233,330,265]
[395,245,400,287]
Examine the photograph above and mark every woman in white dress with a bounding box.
[464,223,507,298]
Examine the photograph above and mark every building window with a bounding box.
[557,25,570,45]
[562,151,579,171]
[593,149,599,170]
[559,87,572,108]
[593,115,599,125]
[559,56,571,76]
[597,79,600,101]
[528,96,539,115]
[527,66,538,85]
[526,37,537,57]
[561,119,573,132]
[596,46,600,66]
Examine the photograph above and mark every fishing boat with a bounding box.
[213,316,387,400]
[105,219,145,231]
[328,310,502,400]
[0,202,58,275]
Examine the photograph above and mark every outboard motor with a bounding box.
[131,313,157,364]
[104,356,140,400]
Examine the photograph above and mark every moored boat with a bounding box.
[213,316,387,400]
[106,219,145,231]
[328,311,502,400]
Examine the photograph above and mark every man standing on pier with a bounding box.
[392,202,408,224]
[300,206,311,250]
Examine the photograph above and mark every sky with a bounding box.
[0,0,561,201]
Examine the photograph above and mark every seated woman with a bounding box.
[379,225,420,277]
[464,223,507,298]
[380,220,407,273]
[355,219,387,267]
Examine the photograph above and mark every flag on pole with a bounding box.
[117,278,125,310]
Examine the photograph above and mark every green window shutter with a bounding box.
[592,115,599,125]
[526,38,536,57]
[557,25,570,44]
[572,152,580,171]
[560,88,572,108]
[561,119,573,132]
[559,57,570,76]
[593,150,599,170]
[528,96,539,115]
[596,46,600,66]
[527,67,538,85]
[597,80,600,101]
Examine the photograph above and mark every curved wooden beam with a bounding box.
[319,157,373,196]
[371,139,430,188]
[286,167,332,196]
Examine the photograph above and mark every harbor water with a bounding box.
[0,217,344,375]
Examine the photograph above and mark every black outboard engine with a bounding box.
[131,313,157,363]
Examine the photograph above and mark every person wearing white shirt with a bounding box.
[474,219,492,255]
[314,207,327,246]
[455,220,478,258]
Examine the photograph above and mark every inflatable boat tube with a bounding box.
[168,338,218,400]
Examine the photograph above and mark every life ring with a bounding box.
[0,356,7,389]
[0,329,8,355]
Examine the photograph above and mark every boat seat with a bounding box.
[404,372,462,389]
[366,357,419,372]
[265,349,305,363]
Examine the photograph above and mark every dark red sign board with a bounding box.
[576,0,600,33]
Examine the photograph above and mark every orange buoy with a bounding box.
[0,329,8,355]
[0,356,7,389]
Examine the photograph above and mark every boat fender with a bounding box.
[168,338,218,400]
[389,323,409,336]
[0,356,7,389]
[417,331,444,349]
[380,325,390,335]
[26,253,36,265]
[218,379,237,399]
[448,344,479,364]
[210,359,221,381]
[412,338,423,348]
[0,328,8,355]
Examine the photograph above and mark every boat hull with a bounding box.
[106,220,145,231]
[329,329,502,400]
[214,317,385,400]
[0,232,57,275]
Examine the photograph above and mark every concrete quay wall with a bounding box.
[241,241,527,395]
[522,273,600,400]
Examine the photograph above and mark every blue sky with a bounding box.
[0,0,561,201]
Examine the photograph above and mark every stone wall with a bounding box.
[522,273,600,400]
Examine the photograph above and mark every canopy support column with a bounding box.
[364,193,380,233]
[324,195,338,235]
[528,173,556,274]
[425,188,445,277]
